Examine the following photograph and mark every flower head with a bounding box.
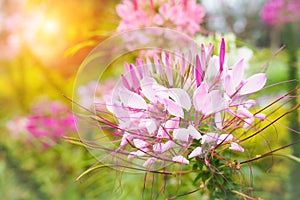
[94,39,267,169]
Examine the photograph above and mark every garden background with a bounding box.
[0,0,299,199]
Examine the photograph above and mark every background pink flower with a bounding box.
[261,0,300,26]
[25,100,76,146]
[116,0,206,36]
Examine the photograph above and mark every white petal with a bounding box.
[205,57,219,87]
[172,155,189,164]
[243,99,256,109]
[243,117,254,129]
[187,125,202,140]
[201,132,218,144]
[210,90,226,113]
[133,139,149,149]
[169,88,191,110]
[120,132,133,146]
[231,58,244,87]
[215,112,223,129]
[161,141,175,152]
[128,149,147,158]
[143,158,158,167]
[217,134,233,144]
[157,126,170,139]
[237,106,253,118]
[255,113,266,121]
[119,89,147,110]
[138,118,157,136]
[173,128,189,142]
[164,99,184,118]
[240,73,267,95]
[140,77,157,102]
[229,142,244,152]
[188,147,203,158]
[193,82,212,114]
[164,117,180,131]
[224,74,235,96]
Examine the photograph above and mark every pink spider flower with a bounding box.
[116,0,206,36]
[96,39,267,169]
[25,100,76,146]
[261,0,300,27]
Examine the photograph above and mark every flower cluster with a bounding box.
[261,0,300,26]
[100,39,267,168]
[7,100,76,147]
[116,0,205,36]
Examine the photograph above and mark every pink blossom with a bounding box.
[93,39,268,168]
[261,0,300,26]
[116,0,206,36]
[25,100,76,146]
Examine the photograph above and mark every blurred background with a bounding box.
[0,0,299,199]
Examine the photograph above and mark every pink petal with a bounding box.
[123,62,130,74]
[165,117,180,130]
[243,99,256,109]
[210,90,226,114]
[143,158,157,167]
[205,57,219,87]
[237,106,253,118]
[166,65,173,87]
[240,73,267,95]
[200,44,206,71]
[201,132,218,144]
[172,155,189,164]
[139,118,157,135]
[188,147,202,158]
[133,139,149,149]
[119,88,147,110]
[164,99,184,118]
[215,112,223,129]
[206,43,214,66]
[195,55,203,87]
[217,134,233,144]
[193,82,210,113]
[229,142,244,152]
[231,58,244,87]
[255,113,266,121]
[243,117,254,129]
[128,149,147,158]
[162,141,175,152]
[129,64,139,90]
[140,77,156,102]
[135,59,144,79]
[187,125,202,140]
[120,132,133,146]
[121,74,131,90]
[173,128,189,142]
[224,74,235,96]
[157,126,170,139]
[169,88,191,110]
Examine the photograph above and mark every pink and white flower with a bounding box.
[93,39,267,168]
